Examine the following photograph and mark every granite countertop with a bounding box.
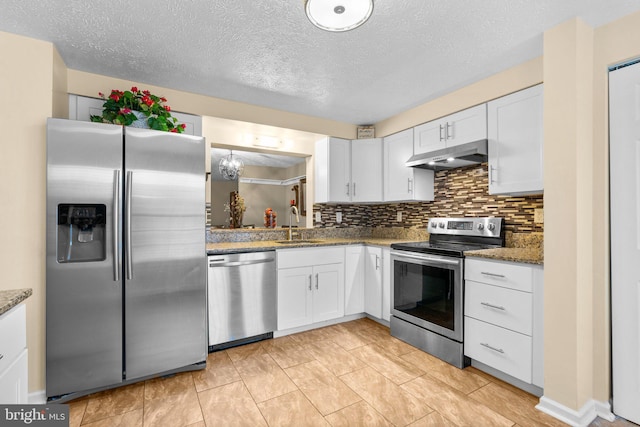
[206,237,414,254]
[464,247,544,265]
[0,288,33,316]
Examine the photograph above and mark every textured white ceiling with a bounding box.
[1,1,640,125]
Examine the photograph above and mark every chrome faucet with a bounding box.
[288,205,300,241]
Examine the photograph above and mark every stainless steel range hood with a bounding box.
[406,139,488,171]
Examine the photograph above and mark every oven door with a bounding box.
[391,250,463,342]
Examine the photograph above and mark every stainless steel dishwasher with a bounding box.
[207,251,277,350]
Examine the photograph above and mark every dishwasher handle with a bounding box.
[209,257,275,268]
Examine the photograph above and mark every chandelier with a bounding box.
[304,0,373,32]
[219,150,244,180]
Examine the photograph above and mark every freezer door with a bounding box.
[123,127,207,380]
[46,118,124,398]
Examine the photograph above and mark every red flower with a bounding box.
[119,108,132,114]
[160,97,167,102]
[98,92,104,98]
[165,105,171,112]
[142,95,154,106]
[110,93,120,102]
[143,90,150,95]
[131,86,138,92]
[180,123,186,129]
[170,128,178,133]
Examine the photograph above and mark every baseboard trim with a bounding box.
[536,396,614,426]
[28,390,46,404]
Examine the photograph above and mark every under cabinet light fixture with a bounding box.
[304,0,373,32]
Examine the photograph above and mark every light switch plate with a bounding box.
[336,212,342,223]
[397,211,402,222]
[315,211,321,223]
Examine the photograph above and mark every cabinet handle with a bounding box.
[407,178,413,193]
[481,271,505,278]
[481,342,505,354]
[315,273,319,290]
[481,302,506,311]
[346,183,350,196]
[309,275,312,291]
[489,166,497,184]
[439,124,445,141]
[446,122,453,140]
[353,182,356,197]
[375,255,380,270]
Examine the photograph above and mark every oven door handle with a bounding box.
[390,251,461,266]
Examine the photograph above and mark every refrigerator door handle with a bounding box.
[113,170,120,282]
[125,170,133,280]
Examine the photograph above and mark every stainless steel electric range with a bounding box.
[390,217,504,368]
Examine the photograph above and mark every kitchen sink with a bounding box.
[275,239,324,244]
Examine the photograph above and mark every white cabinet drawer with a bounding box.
[465,258,533,292]
[277,246,345,269]
[464,317,532,383]
[0,304,26,374]
[465,281,532,335]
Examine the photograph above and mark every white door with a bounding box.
[414,119,446,154]
[345,246,365,315]
[444,103,487,147]
[384,129,415,201]
[610,62,640,425]
[277,267,313,330]
[313,263,345,323]
[328,137,352,203]
[365,247,382,318]
[351,138,383,202]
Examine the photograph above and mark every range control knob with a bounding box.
[487,223,496,232]
[477,223,484,231]
[439,222,445,229]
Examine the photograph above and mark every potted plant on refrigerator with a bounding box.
[90,87,186,133]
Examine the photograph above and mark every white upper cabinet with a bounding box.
[383,128,434,202]
[351,138,383,202]
[315,137,382,203]
[414,104,487,154]
[488,85,544,195]
[315,137,351,203]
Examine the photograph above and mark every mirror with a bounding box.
[210,148,308,229]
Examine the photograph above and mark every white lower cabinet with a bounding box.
[0,304,28,404]
[345,246,365,315]
[381,248,391,322]
[464,258,543,390]
[363,246,391,321]
[277,247,345,330]
[364,246,383,318]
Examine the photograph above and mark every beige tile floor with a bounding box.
[67,318,636,427]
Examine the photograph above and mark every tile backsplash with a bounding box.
[313,163,543,234]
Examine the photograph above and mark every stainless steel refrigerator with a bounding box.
[46,118,207,401]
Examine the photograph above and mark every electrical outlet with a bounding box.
[315,211,321,223]
[397,211,403,222]
[534,208,544,224]
[336,212,342,223]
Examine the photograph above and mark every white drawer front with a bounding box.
[277,246,345,269]
[465,258,533,292]
[465,281,533,335]
[465,317,532,383]
[0,304,27,374]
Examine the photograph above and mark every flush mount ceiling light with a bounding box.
[305,0,373,32]
[219,150,244,180]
